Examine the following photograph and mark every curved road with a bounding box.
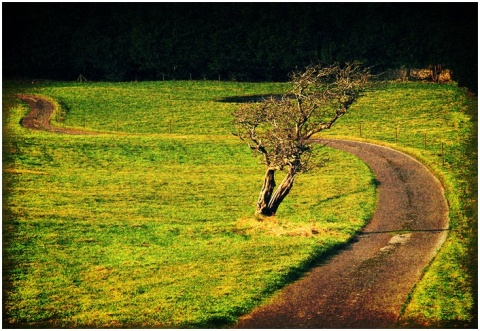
[17,95,450,328]
[236,139,449,328]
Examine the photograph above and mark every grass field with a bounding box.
[3,81,376,327]
[2,80,476,327]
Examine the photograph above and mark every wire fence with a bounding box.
[354,122,449,166]
[54,109,453,168]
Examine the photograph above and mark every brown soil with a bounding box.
[18,94,98,135]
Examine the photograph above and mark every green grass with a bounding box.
[3,80,476,327]
[25,80,289,134]
[321,81,477,327]
[3,81,376,327]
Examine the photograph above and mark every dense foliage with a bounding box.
[3,3,477,91]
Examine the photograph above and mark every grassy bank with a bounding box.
[3,81,376,327]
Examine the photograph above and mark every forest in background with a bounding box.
[2,3,477,91]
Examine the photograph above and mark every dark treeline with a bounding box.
[2,3,477,91]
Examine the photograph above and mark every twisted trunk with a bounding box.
[255,169,276,216]
[255,167,296,216]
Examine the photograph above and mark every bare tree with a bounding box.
[233,63,370,216]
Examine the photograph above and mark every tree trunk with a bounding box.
[267,168,295,215]
[255,169,276,216]
[255,167,296,216]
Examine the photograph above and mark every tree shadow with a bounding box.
[216,94,284,103]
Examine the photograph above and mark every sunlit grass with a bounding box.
[320,81,477,327]
[31,81,289,134]
[3,82,375,327]
[323,82,472,151]
[3,80,475,327]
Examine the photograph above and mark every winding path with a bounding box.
[18,94,97,135]
[236,140,449,328]
[18,95,449,328]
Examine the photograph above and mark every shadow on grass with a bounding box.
[207,237,362,328]
[216,94,285,103]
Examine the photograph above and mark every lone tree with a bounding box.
[233,62,370,216]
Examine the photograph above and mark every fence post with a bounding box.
[395,126,398,143]
[441,142,445,166]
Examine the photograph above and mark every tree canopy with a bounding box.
[233,63,370,216]
[3,3,477,91]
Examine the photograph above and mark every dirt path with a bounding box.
[236,140,449,328]
[18,95,450,328]
[18,94,97,134]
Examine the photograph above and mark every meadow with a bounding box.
[2,79,476,327]
[3,81,376,327]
